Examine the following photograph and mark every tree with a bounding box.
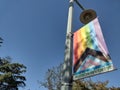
[40,64,62,90]
[40,63,120,90]
[0,37,3,46]
[73,79,109,90]
[0,57,26,90]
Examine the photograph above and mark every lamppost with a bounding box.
[61,0,74,90]
[61,0,97,90]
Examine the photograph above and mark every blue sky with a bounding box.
[0,0,120,90]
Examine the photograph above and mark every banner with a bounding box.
[73,18,114,80]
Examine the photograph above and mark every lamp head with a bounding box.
[80,9,97,24]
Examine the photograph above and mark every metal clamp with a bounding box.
[66,32,73,39]
[61,82,72,86]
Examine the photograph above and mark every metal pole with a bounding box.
[61,0,74,90]
[75,0,85,10]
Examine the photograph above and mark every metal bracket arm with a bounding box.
[74,0,85,10]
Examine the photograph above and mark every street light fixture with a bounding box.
[80,9,97,24]
[75,0,97,24]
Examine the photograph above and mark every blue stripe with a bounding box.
[89,22,100,51]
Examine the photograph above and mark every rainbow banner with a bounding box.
[73,18,114,80]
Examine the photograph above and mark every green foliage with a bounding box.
[0,57,26,90]
[72,80,90,90]
[72,79,109,90]
[0,37,3,46]
[40,63,120,90]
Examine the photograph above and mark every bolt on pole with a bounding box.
[61,0,74,90]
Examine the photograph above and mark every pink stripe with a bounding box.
[82,60,99,70]
[93,18,109,54]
